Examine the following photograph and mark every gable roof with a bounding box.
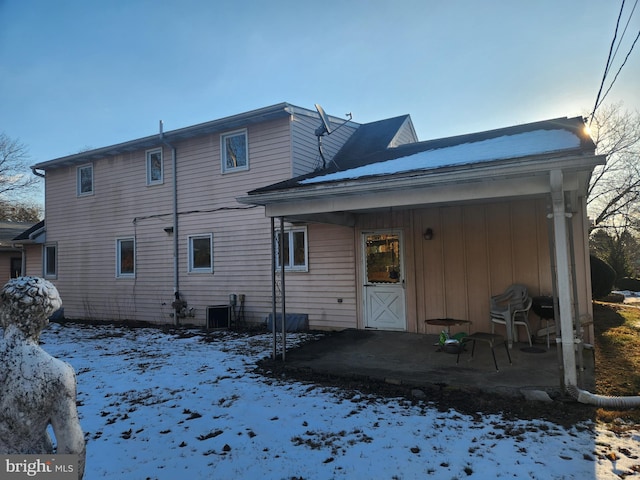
[245,116,596,197]
[31,103,325,170]
[331,115,417,169]
[12,219,45,243]
[0,221,40,249]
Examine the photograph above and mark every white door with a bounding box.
[363,232,406,330]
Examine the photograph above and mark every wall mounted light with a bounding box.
[423,228,434,240]
[164,226,174,234]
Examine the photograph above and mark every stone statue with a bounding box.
[0,277,85,479]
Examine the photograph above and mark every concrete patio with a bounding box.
[277,329,595,398]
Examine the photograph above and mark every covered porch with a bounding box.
[242,116,605,391]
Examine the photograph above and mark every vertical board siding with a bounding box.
[418,209,446,327]
[441,206,468,320]
[463,205,490,327]
[353,199,558,335]
[486,203,514,293]
[415,198,553,335]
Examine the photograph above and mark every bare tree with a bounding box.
[0,132,40,201]
[587,103,640,233]
[0,200,42,222]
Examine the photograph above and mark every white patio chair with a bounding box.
[490,284,533,348]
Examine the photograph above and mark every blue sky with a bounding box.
[1,0,639,173]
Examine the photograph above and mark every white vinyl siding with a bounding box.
[38,115,359,327]
[290,110,357,176]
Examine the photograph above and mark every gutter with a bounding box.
[31,167,46,178]
[239,153,606,206]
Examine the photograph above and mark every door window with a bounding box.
[365,234,401,284]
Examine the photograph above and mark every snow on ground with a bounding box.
[40,323,639,479]
[613,291,640,304]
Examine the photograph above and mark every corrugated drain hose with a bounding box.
[567,385,640,408]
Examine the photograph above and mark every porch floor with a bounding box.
[279,329,595,398]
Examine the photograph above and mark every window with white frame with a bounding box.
[188,234,213,273]
[43,244,57,278]
[221,130,248,173]
[77,164,93,196]
[146,148,163,185]
[116,238,135,277]
[276,227,308,271]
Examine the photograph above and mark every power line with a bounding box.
[589,0,627,126]
[595,27,640,113]
[609,0,639,68]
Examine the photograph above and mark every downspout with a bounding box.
[271,217,277,359]
[30,168,46,279]
[280,217,286,361]
[160,121,179,326]
[567,385,640,408]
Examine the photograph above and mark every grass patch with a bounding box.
[593,302,640,423]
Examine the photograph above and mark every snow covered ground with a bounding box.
[40,323,639,479]
[613,291,640,304]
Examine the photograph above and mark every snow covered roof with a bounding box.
[247,116,595,196]
[302,128,581,185]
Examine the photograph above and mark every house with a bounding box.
[240,115,605,388]
[0,220,39,285]
[26,103,418,327]
[26,102,605,388]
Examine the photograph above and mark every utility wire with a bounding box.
[608,0,639,68]
[589,0,626,125]
[595,27,640,112]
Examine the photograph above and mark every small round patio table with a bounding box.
[425,318,471,335]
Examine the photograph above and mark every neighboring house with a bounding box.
[11,219,46,281]
[27,103,418,326]
[240,115,605,388]
[0,220,40,285]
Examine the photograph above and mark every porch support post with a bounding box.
[271,217,277,360]
[550,169,578,388]
[279,217,286,361]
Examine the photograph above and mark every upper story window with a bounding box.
[221,130,248,173]
[77,164,93,196]
[116,238,135,278]
[188,234,213,273]
[276,227,308,272]
[146,148,163,185]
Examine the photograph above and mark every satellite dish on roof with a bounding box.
[312,104,353,169]
[315,104,333,136]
